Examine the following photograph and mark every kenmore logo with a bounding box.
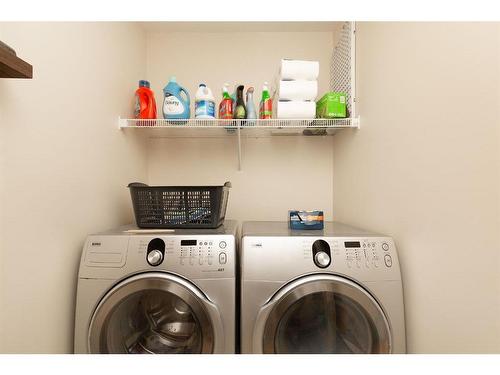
[91,242,101,246]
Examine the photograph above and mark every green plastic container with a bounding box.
[316,92,347,118]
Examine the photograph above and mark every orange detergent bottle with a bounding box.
[134,80,157,120]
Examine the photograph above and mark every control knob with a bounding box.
[312,239,331,268]
[147,249,164,266]
[314,251,331,268]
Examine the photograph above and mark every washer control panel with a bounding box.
[178,239,228,266]
[131,236,232,274]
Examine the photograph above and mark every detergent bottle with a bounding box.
[195,83,216,119]
[259,82,273,119]
[134,80,157,120]
[246,87,257,125]
[162,76,191,120]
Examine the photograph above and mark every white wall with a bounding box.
[0,22,148,353]
[145,31,335,221]
[332,22,500,353]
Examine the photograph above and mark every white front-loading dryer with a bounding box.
[74,221,237,354]
[240,221,406,354]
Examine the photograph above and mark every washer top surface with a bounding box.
[242,221,381,238]
[95,220,238,237]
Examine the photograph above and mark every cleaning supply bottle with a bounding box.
[134,80,157,120]
[195,83,216,119]
[246,87,257,125]
[231,87,237,115]
[234,85,247,119]
[162,76,190,120]
[259,82,273,119]
[219,83,233,119]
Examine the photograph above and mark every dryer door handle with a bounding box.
[252,300,276,353]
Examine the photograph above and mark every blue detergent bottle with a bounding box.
[162,76,191,119]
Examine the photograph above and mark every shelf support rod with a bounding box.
[237,125,242,171]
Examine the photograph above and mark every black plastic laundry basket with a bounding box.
[128,181,231,229]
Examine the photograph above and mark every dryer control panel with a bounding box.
[342,240,393,269]
[242,235,400,282]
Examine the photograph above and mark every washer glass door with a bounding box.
[88,273,217,354]
[259,275,391,354]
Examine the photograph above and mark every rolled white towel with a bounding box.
[277,101,316,119]
[277,80,318,101]
[280,59,319,81]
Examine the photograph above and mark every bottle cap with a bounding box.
[170,76,177,83]
[199,83,206,87]
[139,80,150,88]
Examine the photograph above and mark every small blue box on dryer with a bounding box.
[289,210,324,230]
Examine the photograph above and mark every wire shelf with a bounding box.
[119,118,359,130]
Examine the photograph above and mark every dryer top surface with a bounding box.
[242,221,383,238]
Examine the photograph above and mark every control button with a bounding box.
[208,256,213,265]
[209,241,213,246]
[147,249,163,266]
[180,257,185,266]
[373,259,379,268]
[356,260,361,268]
[189,257,195,266]
[346,260,353,268]
[363,243,366,248]
[219,252,227,264]
[198,257,204,265]
[204,242,208,246]
[314,251,331,268]
[382,242,389,251]
[365,260,370,268]
[219,241,227,249]
[384,254,392,267]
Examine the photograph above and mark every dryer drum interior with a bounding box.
[260,275,392,354]
[88,274,216,354]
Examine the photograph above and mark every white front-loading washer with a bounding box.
[240,221,406,354]
[74,221,237,354]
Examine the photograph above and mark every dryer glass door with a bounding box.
[88,273,219,354]
[258,275,391,354]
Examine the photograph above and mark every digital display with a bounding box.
[345,241,361,248]
[181,240,197,246]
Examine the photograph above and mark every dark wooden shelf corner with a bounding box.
[0,46,33,79]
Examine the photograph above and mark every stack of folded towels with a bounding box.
[275,59,319,119]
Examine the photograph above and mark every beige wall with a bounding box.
[0,22,148,353]
[145,31,335,221]
[332,22,500,353]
